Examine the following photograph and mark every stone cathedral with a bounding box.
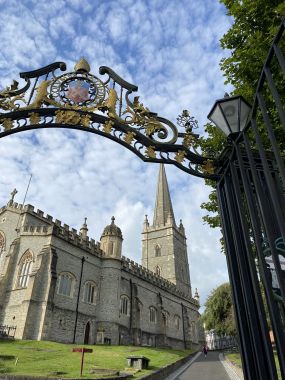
[0,164,201,349]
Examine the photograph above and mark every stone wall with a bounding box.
[0,204,200,349]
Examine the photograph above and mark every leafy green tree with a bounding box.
[201,282,236,336]
[200,0,285,230]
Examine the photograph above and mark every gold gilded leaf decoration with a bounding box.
[103,120,114,134]
[1,118,13,131]
[55,110,81,125]
[0,94,25,111]
[145,145,156,159]
[175,150,186,163]
[81,114,92,127]
[124,131,136,144]
[98,88,118,119]
[55,110,66,124]
[146,121,158,136]
[133,96,150,115]
[183,133,195,148]
[29,113,40,125]
[69,112,81,125]
[202,159,215,174]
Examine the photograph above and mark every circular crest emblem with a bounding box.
[50,72,106,107]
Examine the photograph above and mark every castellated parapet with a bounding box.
[1,202,104,258]
[121,256,198,306]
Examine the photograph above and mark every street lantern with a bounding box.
[207,94,251,136]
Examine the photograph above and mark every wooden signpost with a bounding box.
[72,347,93,377]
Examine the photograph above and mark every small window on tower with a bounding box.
[155,244,161,257]
[108,242,114,256]
[156,265,161,276]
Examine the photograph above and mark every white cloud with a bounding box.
[0,0,231,311]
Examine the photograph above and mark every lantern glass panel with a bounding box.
[240,100,251,131]
[220,98,240,134]
[208,105,230,135]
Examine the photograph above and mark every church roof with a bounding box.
[153,164,176,227]
[101,216,122,238]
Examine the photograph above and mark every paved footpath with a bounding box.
[164,351,241,380]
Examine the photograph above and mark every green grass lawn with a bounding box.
[225,352,242,368]
[226,351,281,379]
[0,339,193,379]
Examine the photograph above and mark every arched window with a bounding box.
[83,281,97,304]
[17,250,33,288]
[174,315,180,329]
[163,311,170,327]
[0,231,5,253]
[149,306,157,323]
[108,241,114,256]
[155,244,161,257]
[155,265,161,276]
[57,272,75,297]
[120,295,130,316]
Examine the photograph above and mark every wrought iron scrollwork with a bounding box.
[0,58,218,179]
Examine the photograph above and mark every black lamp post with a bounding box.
[207,94,251,137]
[208,92,285,380]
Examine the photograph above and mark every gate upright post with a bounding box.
[216,157,278,379]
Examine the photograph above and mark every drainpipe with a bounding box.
[181,303,186,349]
[73,256,85,344]
[129,279,133,343]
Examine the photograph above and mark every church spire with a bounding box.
[153,164,176,227]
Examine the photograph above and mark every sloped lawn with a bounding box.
[0,339,193,379]
[226,351,281,380]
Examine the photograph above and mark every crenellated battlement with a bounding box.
[1,202,104,258]
[23,205,103,253]
[121,256,196,304]
[0,201,24,213]
[20,223,104,258]
[52,224,104,257]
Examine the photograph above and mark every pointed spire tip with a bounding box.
[153,163,176,227]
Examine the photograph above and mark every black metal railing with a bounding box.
[217,19,285,380]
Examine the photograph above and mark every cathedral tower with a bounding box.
[142,164,192,296]
[100,217,123,259]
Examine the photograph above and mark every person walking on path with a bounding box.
[202,344,208,358]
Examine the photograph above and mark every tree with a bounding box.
[200,0,285,231]
[201,283,236,336]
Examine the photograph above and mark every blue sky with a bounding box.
[0,0,232,310]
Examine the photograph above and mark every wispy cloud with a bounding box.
[0,0,232,309]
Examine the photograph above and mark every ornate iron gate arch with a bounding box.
[0,58,216,180]
[1,19,285,380]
